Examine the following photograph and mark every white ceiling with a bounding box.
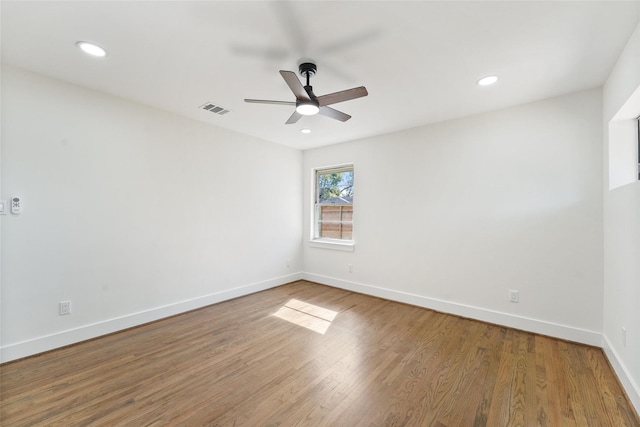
[2,1,640,150]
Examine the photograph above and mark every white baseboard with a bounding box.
[0,272,303,363]
[303,273,603,347]
[602,334,640,413]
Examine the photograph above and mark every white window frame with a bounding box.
[608,85,640,190]
[636,115,639,181]
[310,164,355,251]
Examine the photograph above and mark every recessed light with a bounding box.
[477,75,498,86]
[301,129,312,134]
[76,41,107,57]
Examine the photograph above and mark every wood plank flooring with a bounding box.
[1,280,638,426]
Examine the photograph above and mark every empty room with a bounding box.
[1,1,640,425]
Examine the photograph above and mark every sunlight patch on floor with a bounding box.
[273,299,338,334]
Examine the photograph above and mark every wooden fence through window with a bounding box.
[319,205,353,239]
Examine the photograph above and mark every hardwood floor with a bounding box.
[1,280,638,426]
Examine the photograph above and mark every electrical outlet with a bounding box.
[622,327,627,347]
[348,264,353,273]
[59,301,71,315]
[509,290,519,303]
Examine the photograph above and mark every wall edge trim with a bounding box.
[302,272,602,346]
[602,334,640,414]
[0,272,303,363]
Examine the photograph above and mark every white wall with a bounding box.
[0,66,303,362]
[303,88,604,345]
[602,21,640,411]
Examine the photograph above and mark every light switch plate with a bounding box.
[0,200,7,215]
[10,197,21,214]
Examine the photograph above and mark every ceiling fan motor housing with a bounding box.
[298,62,317,77]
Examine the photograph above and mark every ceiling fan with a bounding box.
[244,62,368,124]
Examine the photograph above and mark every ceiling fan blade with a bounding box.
[231,45,289,60]
[319,106,351,122]
[316,29,381,56]
[245,99,296,106]
[280,70,311,101]
[285,111,303,124]
[316,87,368,107]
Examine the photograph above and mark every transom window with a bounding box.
[314,165,354,241]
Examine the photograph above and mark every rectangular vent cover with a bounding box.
[199,102,230,115]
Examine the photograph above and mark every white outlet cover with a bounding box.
[0,200,6,215]
[59,301,71,315]
[509,290,519,303]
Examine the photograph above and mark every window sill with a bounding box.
[308,239,355,252]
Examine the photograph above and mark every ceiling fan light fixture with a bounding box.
[296,102,319,116]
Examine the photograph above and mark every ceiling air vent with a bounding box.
[199,102,230,116]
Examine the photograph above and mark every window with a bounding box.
[314,165,354,242]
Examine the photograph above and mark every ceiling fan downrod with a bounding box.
[299,62,317,92]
